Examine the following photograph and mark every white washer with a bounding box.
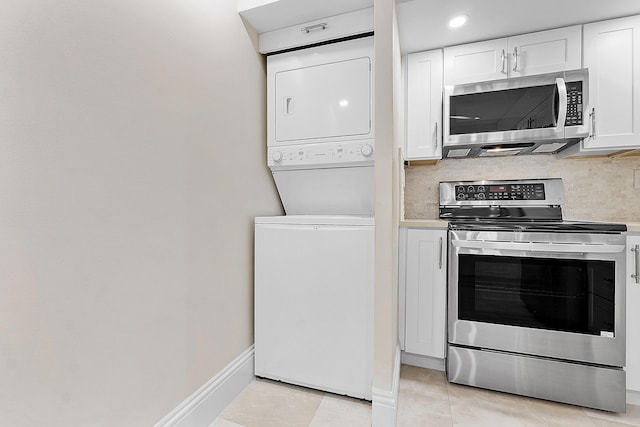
[254,215,374,399]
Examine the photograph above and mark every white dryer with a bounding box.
[254,215,374,399]
[267,36,374,215]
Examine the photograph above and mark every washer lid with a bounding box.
[255,215,374,226]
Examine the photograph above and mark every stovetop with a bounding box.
[447,219,627,233]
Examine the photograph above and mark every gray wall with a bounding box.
[0,1,282,425]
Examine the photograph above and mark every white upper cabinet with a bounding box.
[444,38,507,86]
[405,49,443,160]
[508,26,581,78]
[581,15,640,152]
[444,26,582,86]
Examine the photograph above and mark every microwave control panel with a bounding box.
[564,81,583,126]
[455,183,546,201]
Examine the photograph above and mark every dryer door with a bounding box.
[267,37,374,147]
[275,57,371,143]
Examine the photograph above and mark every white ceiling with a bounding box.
[397,0,640,53]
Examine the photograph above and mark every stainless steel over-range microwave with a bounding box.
[443,69,589,158]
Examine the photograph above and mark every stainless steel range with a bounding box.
[440,178,627,412]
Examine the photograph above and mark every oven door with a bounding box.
[448,230,626,367]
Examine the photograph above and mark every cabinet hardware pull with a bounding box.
[501,49,506,74]
[439,237,443,270]
[589,107,596,138]
[632,245,640,284]
[284,96,294,115]
[434,122,438,150]
[512,47,518,72]
[301,23,327,33]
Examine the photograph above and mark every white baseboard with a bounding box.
[155,345,255,427]
[400,351,445,372]
[627,389,640,406]
[372,344,401,427]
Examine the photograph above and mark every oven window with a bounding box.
[458,254,615,335]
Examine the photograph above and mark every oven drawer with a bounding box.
[448,346,626,412]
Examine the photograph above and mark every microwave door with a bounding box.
[446,80,566,146]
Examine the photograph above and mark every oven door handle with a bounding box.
[453,239,625,254]
[632,244,640,284]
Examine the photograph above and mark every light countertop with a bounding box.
[627,223,640,233]
[400,219,448,228]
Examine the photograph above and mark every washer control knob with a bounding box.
[361,144,374,157]
[272,151,283,163]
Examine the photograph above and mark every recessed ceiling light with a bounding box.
[448,15,468,29]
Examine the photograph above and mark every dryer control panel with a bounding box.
[268,140,374,170]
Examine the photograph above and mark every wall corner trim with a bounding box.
[372,344,401,427]
[154,345,255,427]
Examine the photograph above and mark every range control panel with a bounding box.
[440,178,564,207]
[455,183,546,201]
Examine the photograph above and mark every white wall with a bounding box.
[0,1,282,425]
[373,0,399,394]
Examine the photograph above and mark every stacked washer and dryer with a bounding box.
[254,36,375,400]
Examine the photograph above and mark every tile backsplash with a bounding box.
[404,154,640,223]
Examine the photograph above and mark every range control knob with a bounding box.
[272,151,283,163]
[361,144,374,157]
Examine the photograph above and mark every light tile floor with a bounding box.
[211,365,640,427]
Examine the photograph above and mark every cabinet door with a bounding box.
[444,38,508,86]
[583,15,640,151]
[627,235,640,393]
[406,50,443,160]
[508,25,581,78]
[404,229,447,358]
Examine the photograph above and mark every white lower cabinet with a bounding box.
[627,234,640,398]
[403,228,447,358]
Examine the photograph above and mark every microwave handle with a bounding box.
[554,78,567,130]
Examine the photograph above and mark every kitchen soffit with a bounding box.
[238,0,373,34]
[397,0,640,54]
